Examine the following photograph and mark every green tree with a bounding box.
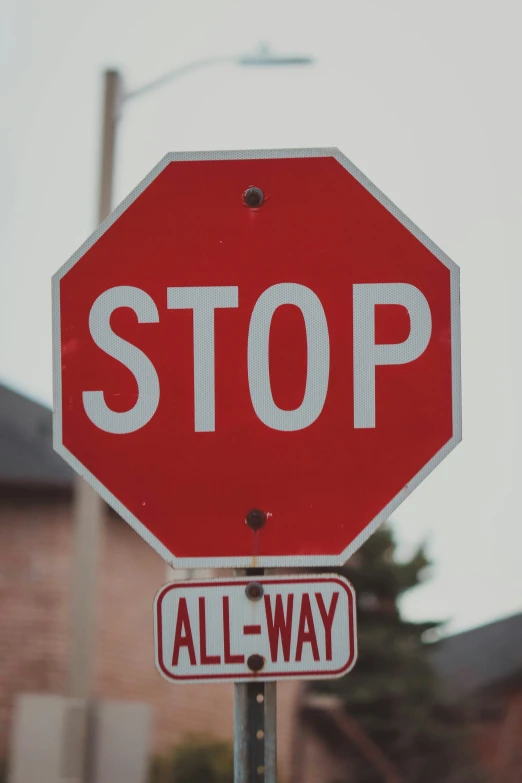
[303,525,485,783]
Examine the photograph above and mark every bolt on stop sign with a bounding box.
[53,148,461,568]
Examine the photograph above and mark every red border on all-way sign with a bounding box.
[154,575,357,683]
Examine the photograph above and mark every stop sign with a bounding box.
[53,148,460,568]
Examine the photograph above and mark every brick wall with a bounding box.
[0,497,72,758]
[0,495,304,779]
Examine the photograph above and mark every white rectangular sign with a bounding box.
[154,574,357,683]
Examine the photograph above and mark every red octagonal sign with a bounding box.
[53,149,461,568]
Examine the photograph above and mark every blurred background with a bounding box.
[1,1,522,781]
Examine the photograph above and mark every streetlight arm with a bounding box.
[238,54,313,66]
[124,45,314,103]
[124,55,236,102]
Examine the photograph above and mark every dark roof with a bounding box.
[0,383,73,487]
[431,611,522,702]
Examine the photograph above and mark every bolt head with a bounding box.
[243,186,264,208]
[247,654,265,673]
[246,508,267,531]
[245,582,264,601]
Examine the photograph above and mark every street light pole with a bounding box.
[68,69,124,783]
[69,70,123,707]
[69,46,313,782]
[97,70,123,224]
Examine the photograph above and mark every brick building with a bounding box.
[0,382,306,778]
[2,381,521,782]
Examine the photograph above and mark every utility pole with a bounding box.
[65,51,311,781]
[67,40,310,710]
[68,70,122,782]
[69,68,121,702]
[97,71,122,226]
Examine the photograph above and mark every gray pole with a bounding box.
[96,70,122,223]
[234,683,248,782]
[68,68,122,781]
[264,683,277,781]
[233,673,277,783]
[234,570,277,783]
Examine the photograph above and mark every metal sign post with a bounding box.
[233,569,276,783]
[234,681,276,783]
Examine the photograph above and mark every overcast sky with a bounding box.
[2,0,522,634]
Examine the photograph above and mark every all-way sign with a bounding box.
[154,575,357,683]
